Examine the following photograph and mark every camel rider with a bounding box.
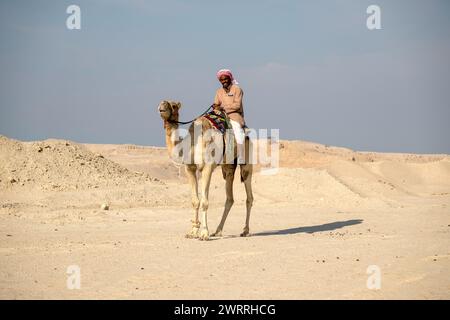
[213,69,246,163]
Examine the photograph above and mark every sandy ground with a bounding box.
[0,135,449,299]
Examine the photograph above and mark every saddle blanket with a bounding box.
[203,109,231,134]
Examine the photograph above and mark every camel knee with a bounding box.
[246,196,253,206]
[226,197,234,207]
[200,199,209,211]
[191,198,200,210]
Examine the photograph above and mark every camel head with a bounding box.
[158,100,181,123]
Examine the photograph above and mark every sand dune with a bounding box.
[0,135,449,299]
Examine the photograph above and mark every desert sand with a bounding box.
[0,134,449,299]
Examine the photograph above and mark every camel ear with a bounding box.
[173,101,181,110]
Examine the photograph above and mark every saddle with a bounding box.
[203,109,250,166]
[203,109,231,134]
[203,109,249,134]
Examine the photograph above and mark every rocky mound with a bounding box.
[0,135,161,192]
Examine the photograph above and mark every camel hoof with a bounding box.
[211,231,223,237]
[240,230,250,237]
[185,228,199,239]
[199,229,210,241]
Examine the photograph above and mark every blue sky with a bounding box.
[1,0,449,153]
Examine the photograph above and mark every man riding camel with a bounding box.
[213,69,246,163]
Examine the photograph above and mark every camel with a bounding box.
[158,100,253,240]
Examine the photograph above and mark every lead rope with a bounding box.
[168,105,213,125]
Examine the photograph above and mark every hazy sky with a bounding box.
[1,0,449,153]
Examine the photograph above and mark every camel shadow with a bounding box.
[251,219,364,237]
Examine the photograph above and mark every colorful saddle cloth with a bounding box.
[203,109,231,134]
[203,109,235,159]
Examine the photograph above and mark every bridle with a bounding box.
[167,105,214,125]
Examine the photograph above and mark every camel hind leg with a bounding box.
[240,163,253,237]
[211,164,237,237]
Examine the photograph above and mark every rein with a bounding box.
[168,105,213,125]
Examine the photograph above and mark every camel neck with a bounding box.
[164,123,182,158]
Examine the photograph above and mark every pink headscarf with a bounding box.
[216,69,239,85]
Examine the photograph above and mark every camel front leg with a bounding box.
[185,165,200,238]
[211,164,236,237]
[198,164,215,241]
